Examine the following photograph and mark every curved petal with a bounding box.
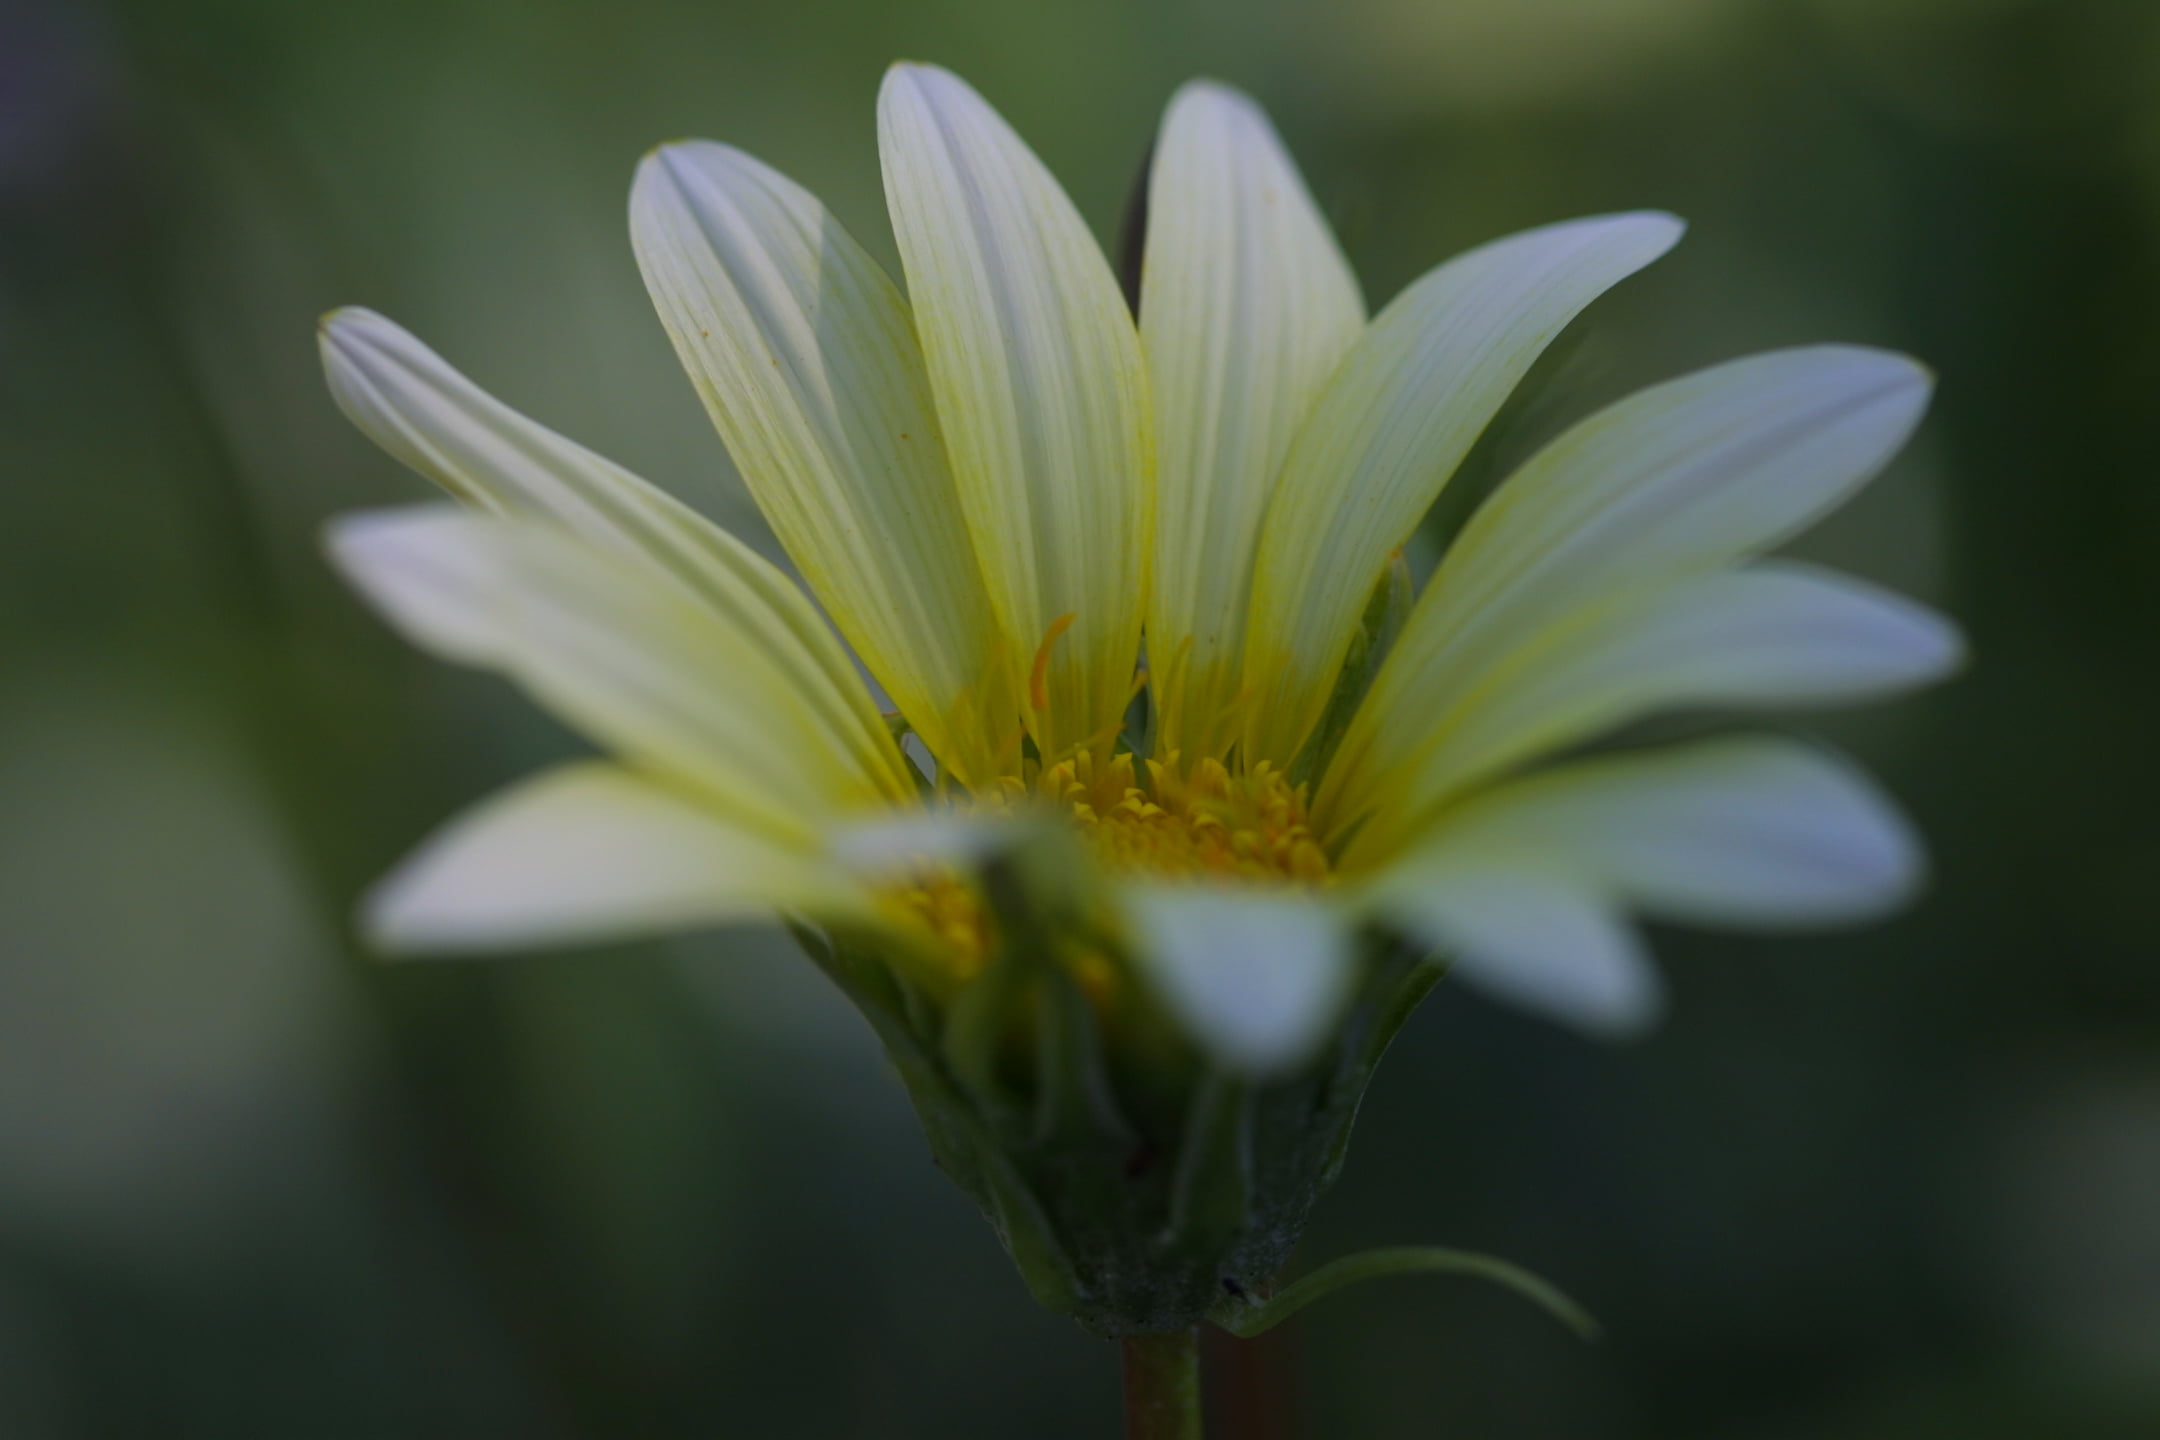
[1338,563,1962,863]
[1386,738,1924,929]
[878,62,1152,762]
[1371,864,1662,1038]
[328,506,900,844]
[1140,81,1366,758]
[1240,211,1684,767]
[1361,737,1923,1035]
[320,308,912,798]
[365,762,870,953]
[1322,345,1933,837]
[629,142,1015,785]
[1120,884,1355,1076]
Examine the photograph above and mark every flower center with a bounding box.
[1037,752,1330,885]
[882,752,1330,976]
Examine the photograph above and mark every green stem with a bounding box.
[1121,1329,1202,1440]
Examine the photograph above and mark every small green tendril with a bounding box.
[1207,1245,1601,1341]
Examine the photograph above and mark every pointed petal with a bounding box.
[320,308,912,797]
[1390,738,1924,929]
[1373,864,1662,1038]
[878,62,1151,760]
[629,142,1015,785]
[1337,563,1962,862]
[328,506,896,844]
[1322,345,1933,835]
[1121,885,1356,1076]
[1140,81,1366,758]
[1241,212,1684,766]
[1413,346,1933,635]
[365,762,868,953]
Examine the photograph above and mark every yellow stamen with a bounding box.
[884,876,992,980]
[1075,754,1331,886]
[878,752,1331,977]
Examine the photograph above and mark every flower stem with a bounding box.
[1121,1329,1202,1440]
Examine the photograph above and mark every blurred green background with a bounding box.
[5,0,2158,1434]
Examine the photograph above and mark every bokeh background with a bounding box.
[5,0,2158,1434]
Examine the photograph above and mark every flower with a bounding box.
[319,63,1961,1333]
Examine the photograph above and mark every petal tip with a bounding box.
[358,870,498,959]
[355,897,418,956]
[1875,596,1967,688]
[1807,342,1935,392]
[317,307,423,388]
[1123,885,1356,1077]
[355,855,446,956]
[633,143,674,179]
[317,305,388,361]
[1931,613,1972,679]
[641,136,731,174]
[881,58,941,95]
[1583,978,1668,1043]
[1773,745,1932,922]
[1169,76,1255,113]
[1825,345,1940,437]
[319,503,472,595]
[633,140,706,200]
[880,59,979,120]
[1626,208,1688,254]
[1551,209,1684,275]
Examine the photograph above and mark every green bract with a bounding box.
[798,830,1443,1336]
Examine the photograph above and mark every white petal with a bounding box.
[1241,211,1684,766]
[1324,345,1932,834]
[366,762,863,953]
[328,506,888,844]
[1416,347,1934,637]
[1372,864,1663,1038]
[878,62,1151,761]
[320,308,913,798]
[1400,738,1924,928]
[1141,81,1366,758]
[629,143,1016,785]
[829,809,1007,876]
[1121,885,1356,1076]
[1336,563,1962,861]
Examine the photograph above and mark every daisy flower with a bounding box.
[320,63,1960,1336]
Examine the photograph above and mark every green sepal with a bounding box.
[1166,1073,1251,1254]
[791,917,1085,1314]
[1319,955,1446,1189]
[791,867,1454,1336]
[1207,1245,1600,1341]
[1032,966,1133,1149]
[938,943,1032,1121]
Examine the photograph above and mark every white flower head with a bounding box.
[322,65,1961,1080]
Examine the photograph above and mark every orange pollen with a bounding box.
[1028,612,1077,712]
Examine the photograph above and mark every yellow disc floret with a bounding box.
[880,749,1331,978]
[1040,751,1331,886]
